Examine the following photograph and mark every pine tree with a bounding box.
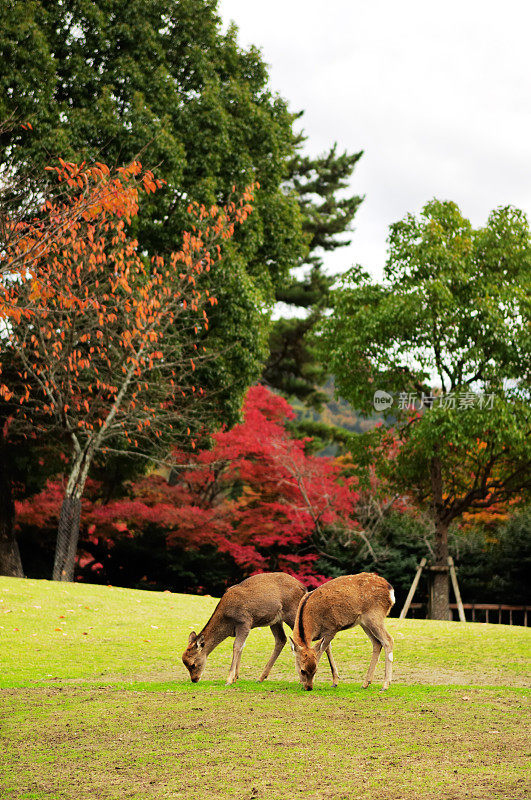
[264,140,363,417]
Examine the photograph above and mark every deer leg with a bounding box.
[324,644,339,687]
[378,626,394,691]
[360,623,382,689]
[226,624,250,685]
[312,633,337,686]
[259,622,287,682]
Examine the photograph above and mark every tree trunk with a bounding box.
[429,455,450,620]
[0,436,23,577]
[52,447,94,582]
[430,517,450,620]
[52,494,82,581]
[50,350,140,581]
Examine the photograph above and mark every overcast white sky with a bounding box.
[218,0,531,280]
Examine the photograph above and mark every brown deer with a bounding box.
[182,572,339,685]
[290,572,395,691]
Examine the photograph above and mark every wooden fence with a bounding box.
[407,602,529,625]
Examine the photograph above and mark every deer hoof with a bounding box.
[362,681,370,689]
[380,683,390,691]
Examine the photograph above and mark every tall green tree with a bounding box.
[0,0,308,422]
[264,142,363,411]
[321,200,531,618]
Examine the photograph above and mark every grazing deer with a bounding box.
[182,572,339,685]
[290,572,395,691]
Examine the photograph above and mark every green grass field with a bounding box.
[0,576,529,799]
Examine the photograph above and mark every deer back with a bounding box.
[219,572,306,629]
[296,573,394,644]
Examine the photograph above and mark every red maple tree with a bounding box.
[17,386,361,587]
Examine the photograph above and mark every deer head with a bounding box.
[290,637,326,691]
[182,631,207,682]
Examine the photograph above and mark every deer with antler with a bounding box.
[182,572,339,685]
[290,572,395,691]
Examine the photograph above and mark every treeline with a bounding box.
[14,386,531,612]
[1,0,530,617]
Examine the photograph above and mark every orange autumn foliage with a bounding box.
[1,160,156,320]
[1,158,258,456]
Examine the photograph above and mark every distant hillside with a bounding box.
[289,379,384,453]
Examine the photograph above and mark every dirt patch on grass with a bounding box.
[1,685,529,800]
[390,663,529,687]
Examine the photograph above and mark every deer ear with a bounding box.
[196,633,205,649]
[315,637,327,655]
[289,637,300,654]
[188,631,197,645]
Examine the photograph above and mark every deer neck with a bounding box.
[200,606,232,656]
[295,593,316,649]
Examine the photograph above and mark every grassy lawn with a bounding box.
[0,577,529,799]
